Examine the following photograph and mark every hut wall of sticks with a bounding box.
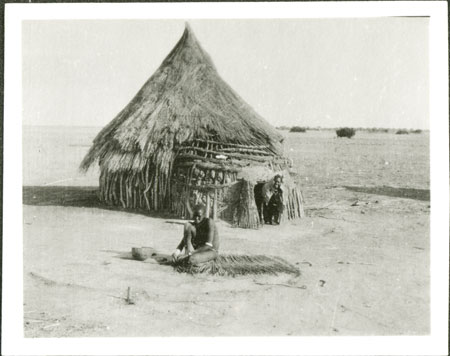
[80,23,305,229]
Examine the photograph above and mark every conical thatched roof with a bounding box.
[81,24,283,173]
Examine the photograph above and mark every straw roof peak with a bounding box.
[162,22,216,72]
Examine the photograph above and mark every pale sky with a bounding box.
[22,18,429,129]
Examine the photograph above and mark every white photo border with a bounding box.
[3,1,449,355]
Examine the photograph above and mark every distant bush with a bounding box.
[396,129,409,135]
[367,127,389,133]
[289,126,307,133]
[276,126,291,131]
[411,129,422,134]
[336,127,355,138]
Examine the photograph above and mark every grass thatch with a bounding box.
[81,24,283,174]
[173,254,301,277]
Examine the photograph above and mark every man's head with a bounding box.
[192,204,206,223]
[274,175,282,188]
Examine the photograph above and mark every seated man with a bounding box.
[172,204,220,265]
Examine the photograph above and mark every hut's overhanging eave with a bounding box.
[81,24,284,172]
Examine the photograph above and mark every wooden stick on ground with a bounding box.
[253,281,307,290]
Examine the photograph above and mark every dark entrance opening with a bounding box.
[254,182,265,224]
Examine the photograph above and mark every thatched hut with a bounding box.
[81,24,304,228]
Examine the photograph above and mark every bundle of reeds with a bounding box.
[173,254,300,277]
[284,186,305,220]
[231,180,260,229]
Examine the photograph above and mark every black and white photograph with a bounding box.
[2,2,449,355]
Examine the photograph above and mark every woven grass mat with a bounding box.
[173,254,300,277]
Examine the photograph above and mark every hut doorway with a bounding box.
[254,182,265,224]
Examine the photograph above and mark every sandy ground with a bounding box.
[22,127,430,336]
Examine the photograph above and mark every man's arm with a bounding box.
[205,218,215,247]
[173,224,193,261]
[262,181,273,204]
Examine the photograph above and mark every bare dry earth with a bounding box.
[23,127,430,337]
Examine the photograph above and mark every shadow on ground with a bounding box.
[344,186,430,201]
[23,186,101,207]
[22,186,175,218]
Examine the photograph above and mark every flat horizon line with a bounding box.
[22,124,429,131]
